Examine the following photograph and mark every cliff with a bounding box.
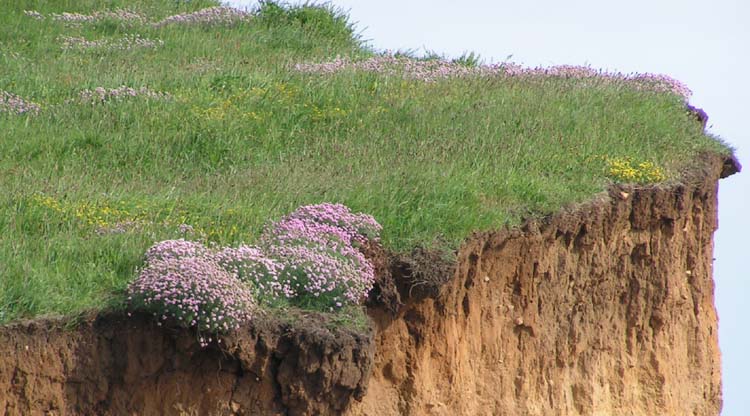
[0,313,374,415]
[0,153,739,415]
[348,152,739,415]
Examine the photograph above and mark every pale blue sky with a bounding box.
[226,1,748,413]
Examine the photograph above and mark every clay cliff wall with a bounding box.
[349,153,737,415]
[0,153,738,415]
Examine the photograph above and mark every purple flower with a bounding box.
[178,224,195,234]
[129,204,381,334]
[0,91,41,116]
[256,203,380,307]
[153,7,252,27]
[295,55,692,100]
[271,203,381,244]
[60,35,163,51]
[23,10,44,20]
[28,9,147,25]
[214,245,288,299]
[75,85,171,104]
[128,255,255,346]
[143,239,209,263]
[264,243,374,307]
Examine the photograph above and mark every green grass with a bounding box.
[0,0,729,323]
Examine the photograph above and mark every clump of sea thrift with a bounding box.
[153,7,252,27]
[76,86,171,104]
[262,217,357,252]
[259,210,377,308]
[24,9,146,25]
[236,204,379,308]
[214,245,288,299]
[294,55,502,82]
[60,34,163,51]
[502,63,692,99]
[295,55,692,100]
[144,239,210,263]
[52,9,146,24]
[128,204,381,344]
[178,223,195,235]
[264,243,374,308]
[0,91,41,116]
[283,203,382,244]
[128,255,255,347]
[23,10,44,20]
[25,7,247,27]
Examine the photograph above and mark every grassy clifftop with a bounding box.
[0,0,729,322]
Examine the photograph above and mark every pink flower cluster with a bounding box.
[282,203,382,244]
[265,242,373,307]
[60,35,163,51]
[295,55,692,99]
[144,239,210,263]
[502,63,692,99]
[262,218,354,252]
[241,204,378,308]
[128,254,255,347]
[23,10,44,20]
[25,9,146,24]
[76,86,172,103]
[1,91,41,116]
[294,55,503,82]
[214,245,288,299]
[128,204,380,336]
[153,7,252,27]
[258,206,378,307]
[24,6,250,27]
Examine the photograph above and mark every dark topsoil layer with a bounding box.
[0,310,374,416]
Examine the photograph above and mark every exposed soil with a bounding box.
[0,311,373,416]
[0,153,738,416]
[347,152,738,416]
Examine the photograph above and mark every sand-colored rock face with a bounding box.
[0,154,737,415]
[348,154,735,416]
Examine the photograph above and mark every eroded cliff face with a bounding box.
[348,153,737,416]
[0,313,373,416]
[0,154,737,416]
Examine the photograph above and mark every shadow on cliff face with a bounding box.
[365,239,456,316]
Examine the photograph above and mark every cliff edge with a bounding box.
[0,153,739,415]
[349,152,738,415]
